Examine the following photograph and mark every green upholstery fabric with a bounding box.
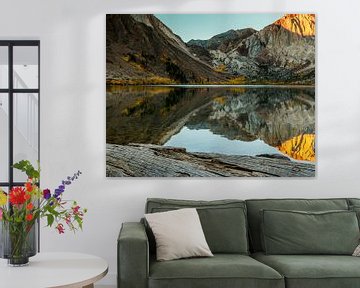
[349,206,360,228]
[118,222,149,288]
[346,199,360,228]
[261,210,359,255]
[347,198,360,207]
[253,252,360,288]
[246,198,349,252]
[146,198,249,254]
[149,254,284,288]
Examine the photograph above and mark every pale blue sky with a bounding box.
[164,127,283,157]
[155,14,283,42]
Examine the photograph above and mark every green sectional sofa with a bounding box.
[118,198,360,288]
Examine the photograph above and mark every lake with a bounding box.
[106,85,315,162]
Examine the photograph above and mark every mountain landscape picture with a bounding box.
[106,14,316,177]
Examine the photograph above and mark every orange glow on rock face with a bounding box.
[277,133,315,162]
[274,14,315,37]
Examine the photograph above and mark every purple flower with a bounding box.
[54,170,82,199]
[43,189,51,200]
[54,189,63,198]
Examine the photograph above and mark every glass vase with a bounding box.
[0,220,37,266]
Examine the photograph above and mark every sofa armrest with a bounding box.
[118,222,149,288]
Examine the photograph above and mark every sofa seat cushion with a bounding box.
[252,252,360,288]
[149,254,284,288]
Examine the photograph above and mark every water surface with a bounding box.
[106,85,315,161]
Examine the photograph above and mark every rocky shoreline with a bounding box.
[106,143,315,177]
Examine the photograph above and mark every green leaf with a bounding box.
[75,216,83,230]
[47,214,54,227]
[43,204,60,217]
[12,160,40,180]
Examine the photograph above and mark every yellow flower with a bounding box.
[0,190,7,206]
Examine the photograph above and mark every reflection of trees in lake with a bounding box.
[106,86,215,144]
[165,88,187,108]
[106,86,315,161]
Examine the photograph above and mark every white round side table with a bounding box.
[0,252,108,288]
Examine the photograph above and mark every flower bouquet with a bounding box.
[0,160,87,266]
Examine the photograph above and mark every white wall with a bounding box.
[1,0,360,285]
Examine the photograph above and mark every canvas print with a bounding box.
[106,14,315,177]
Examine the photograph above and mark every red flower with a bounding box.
[9,187,26,205]
[72,205,80,215]
[26,203,34,210]
[25,182,33,192]
[24,193,31,201]
[65,214,71,225]
[56,223,65,234]
[26,214,33,221]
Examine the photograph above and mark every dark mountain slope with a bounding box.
[106,15,228,84]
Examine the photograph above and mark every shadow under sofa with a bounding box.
[118,198,360,288]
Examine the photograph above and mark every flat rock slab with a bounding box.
[106,143,315,177]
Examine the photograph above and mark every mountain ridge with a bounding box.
[106,14,315,85]
[274,14,315,36]
[187,13,315,84]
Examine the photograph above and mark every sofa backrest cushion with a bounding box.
[145,198,249,254]
[350,206,360,226]
[347,199,360,228]
[246,198,349,252]
[261,209,359,255]
[348,198,360,207]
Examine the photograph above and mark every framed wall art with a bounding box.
[106,14,315,177]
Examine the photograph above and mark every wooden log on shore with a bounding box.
[106,143,315,177]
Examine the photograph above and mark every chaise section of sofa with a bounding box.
[246,198,360,288]
[252,253,360,288]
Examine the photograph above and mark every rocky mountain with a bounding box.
[107,14,315,85]
[106,14,227,85]
[274,14,315,37]
[188,14,315,84]
[188,28,257,52]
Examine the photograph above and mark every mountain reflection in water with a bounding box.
[106,85,315,162]
[277,134,315,162]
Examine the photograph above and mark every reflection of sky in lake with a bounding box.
[164,126,284,156]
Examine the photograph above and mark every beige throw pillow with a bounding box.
[353,244,360,256]
[145,208,213,261]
